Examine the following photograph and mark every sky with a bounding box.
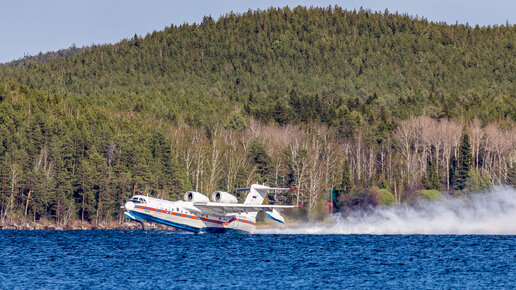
[1,0,514,63]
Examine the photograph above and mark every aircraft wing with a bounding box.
[192,203,297,214]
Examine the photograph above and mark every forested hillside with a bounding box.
[0,7,515,225]
[2,45,89,68]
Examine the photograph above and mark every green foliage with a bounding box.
[339,158,353,193]
[0,83,187,223]
[0,7,514,223]
[247,139,274,183]
[422,157,441,190]
[334,158,354,207]
[465,169,492,192]
[415,189,445,201]
[454,133,473,190]
[225,111,248,132]
[1,7,514,131]
[377,188,395,205]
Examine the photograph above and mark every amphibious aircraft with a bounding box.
[122,184,298,233]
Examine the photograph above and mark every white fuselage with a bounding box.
[124,195,256,233]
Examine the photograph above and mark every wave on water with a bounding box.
[257,187,516,235]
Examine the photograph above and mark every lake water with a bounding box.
[1,230,515,289]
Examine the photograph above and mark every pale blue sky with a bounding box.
[1,0,514,63]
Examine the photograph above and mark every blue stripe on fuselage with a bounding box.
[128,211,201,233]
[127,211,251,234]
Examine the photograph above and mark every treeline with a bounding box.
[1,83,515,224]
[0,6,515,224]
[0,83,188,224]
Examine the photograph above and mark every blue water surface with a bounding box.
[1,230,515,289]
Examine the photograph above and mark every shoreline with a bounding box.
[0,220,287,231]
[0,220,173,231]
[0,219,311,231]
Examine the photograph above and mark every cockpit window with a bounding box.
[129,197,146,204]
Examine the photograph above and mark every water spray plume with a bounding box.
[258,187,516,235]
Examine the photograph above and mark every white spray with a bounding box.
[258,187,516,235]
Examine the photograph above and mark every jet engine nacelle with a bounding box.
[211,191,238,203]
[184,191,209,203]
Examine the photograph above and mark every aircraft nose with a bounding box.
[125,201,135,211]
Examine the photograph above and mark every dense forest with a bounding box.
[0,6,515,225]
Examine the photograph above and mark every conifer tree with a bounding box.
[454,133,472,191]
[340,158,353,194]
[422,157,440,190]
[248,139,273,183]
[336,158,353,204]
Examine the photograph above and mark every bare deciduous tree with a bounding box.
[469,118,483,169]
[440,119,462,190]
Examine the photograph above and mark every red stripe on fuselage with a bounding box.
[133,205,256,226]
[236,219,256,225]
